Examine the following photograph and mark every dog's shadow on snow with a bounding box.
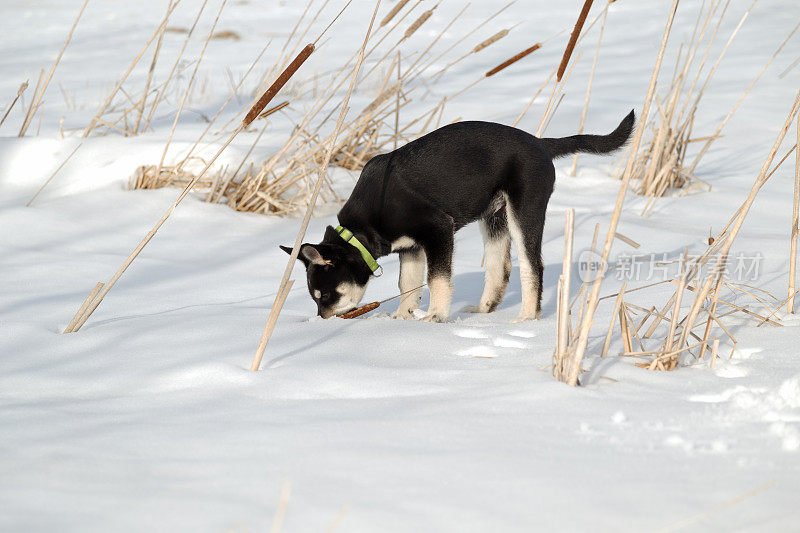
[265,321,352,368]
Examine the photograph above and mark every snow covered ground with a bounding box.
[1,0,800,531]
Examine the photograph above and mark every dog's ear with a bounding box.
[280,244,327,267]
[301,244,328,267]
[324,225,340,242]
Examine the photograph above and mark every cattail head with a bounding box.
[485,43,542,77]
[402,7,435,41]
[243,43,314,127]
[339,301,380,319]
[380,0,411,27]
[557,0,594,81]
[472,28,510,54]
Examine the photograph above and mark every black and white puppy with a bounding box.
[281,110,634,322]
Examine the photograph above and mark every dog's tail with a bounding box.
[540,109,635,159]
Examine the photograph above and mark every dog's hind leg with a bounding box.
[504,176,552,322]
[394,247,426,319]
[464,210,511,314]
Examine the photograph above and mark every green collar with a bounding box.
[335,225,382,275]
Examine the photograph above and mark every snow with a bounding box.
[2,0,800,531]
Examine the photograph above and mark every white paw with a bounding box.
[461,304,489,314]
[392,308,416,320]
[421,312,448,323]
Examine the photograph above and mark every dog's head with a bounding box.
[280,227,372,318]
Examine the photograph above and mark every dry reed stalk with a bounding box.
[697,270,724,360]
[83,0,182,137]
[536,51,582,137]
[790,114,799,313]
[155,0,228,180]
[22,70,45,132]
[134,0,174,134]
[554,209,575,379]
[270,481,292,533]
[662,253,688,358]
[63,282,104,333]
[570,0,610,176]
[600,283,626,357]
[512,68,556,127]
[19,0,89,137]
[66,126,244,333]
[1,82,28,130]
[557,0,594,82]
[757,290,799,327]
[142,0,210,132]
[709,338,719,368]
[250,1,381,372]
[572,222,602,334]
[254,0,314,95]
[672,90,800,352]
[563,0,680,386]
[26,144,82,207]
[687,19,800,175]
[619,303,634,354]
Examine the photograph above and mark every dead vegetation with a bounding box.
[128,0,565,216]
[625,1,800,215]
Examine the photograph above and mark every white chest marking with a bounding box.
[391,236,417,251]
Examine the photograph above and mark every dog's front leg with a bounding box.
[421,225,454,323]
[394,247,426,319]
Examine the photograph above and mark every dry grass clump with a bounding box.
[627,2,800,215]
[625,1,753,213]
[599,90,800,372]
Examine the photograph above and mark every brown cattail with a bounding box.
[557,0,594,81]
[380,0,411,27]
[403,8,435,41]
[473,28,509,54]
[485,43,541,77]
[243,43,314,126]
[339,301,380,319]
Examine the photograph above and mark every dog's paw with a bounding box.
[512,310,541,323]
[392,308,416,320]
[421,312,448,323]
[461,304,488,314]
